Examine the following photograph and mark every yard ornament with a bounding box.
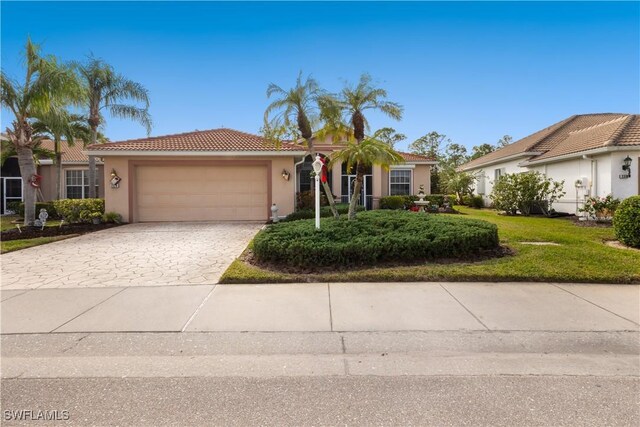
[29,174,42,188]
[320,157,327,184]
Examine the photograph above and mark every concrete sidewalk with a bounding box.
[1,282,638,334]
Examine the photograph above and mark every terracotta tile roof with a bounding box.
[87,128,302,152]
[397,151,436,162]
[38,139,99,164]
[460,113,638,169]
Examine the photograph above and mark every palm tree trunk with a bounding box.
[16,145,37,226]
[348,164,365,220]
[87,127,97,198]
[55,138,62,200]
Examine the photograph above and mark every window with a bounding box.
[494,168,506,181]
[389,169,412,195]
[66,170,98,199]
[476,172,486,195]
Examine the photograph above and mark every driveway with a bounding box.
[0,222,262,290]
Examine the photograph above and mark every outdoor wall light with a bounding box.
[281,169,291,181]
[620,156,632,179]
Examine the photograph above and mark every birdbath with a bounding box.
[413,185,429,213]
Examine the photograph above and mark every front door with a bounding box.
[341,174,373,210]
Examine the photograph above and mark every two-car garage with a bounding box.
[134,163,270,222]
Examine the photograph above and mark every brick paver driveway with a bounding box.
[0,222,262,290]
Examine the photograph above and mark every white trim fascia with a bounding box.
[522,145,640,166]
[84,150,307,157]
[390,164,416,169]
[460,152,542,171]
[404,161,437,165]
[38,160,102,166]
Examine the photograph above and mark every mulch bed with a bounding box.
[1,222,122,241]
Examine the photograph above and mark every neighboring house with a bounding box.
[459,113,640,214]
[86,128,435,222]
[0,139,105,214]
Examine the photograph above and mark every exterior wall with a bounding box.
[468,149,640,215]
[413,165,431,194]
[103,155,296,223]
[610,150,640,200]
[469,158,526,203]
[37,164,105,201]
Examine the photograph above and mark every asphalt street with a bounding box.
[2,330,639,426]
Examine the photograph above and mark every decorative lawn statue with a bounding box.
[34,208,48,230]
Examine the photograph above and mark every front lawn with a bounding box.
[1,235,79,254]
[220,207,640,284]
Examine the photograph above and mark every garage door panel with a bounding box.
[135,165,269,222]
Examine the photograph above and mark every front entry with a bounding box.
[341,163,373,210]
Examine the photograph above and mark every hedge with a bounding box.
[52,199,105,223]
[7,201,59,219]
[613,196,640,248]
[282,203,364,222]
[254,210,499,268]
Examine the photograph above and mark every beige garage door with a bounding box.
[135,165,269,221]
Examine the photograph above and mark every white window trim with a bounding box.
[64,169,99,199]
[388,168,413,196]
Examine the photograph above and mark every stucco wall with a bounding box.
[468,149,640,215]
[38,164,104,201]
[469,158,526,203]
[103,156,296,222]
[413,165,431,194]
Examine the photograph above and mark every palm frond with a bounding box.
[108,104,152,134]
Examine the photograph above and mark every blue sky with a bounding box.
[1,1,639,152]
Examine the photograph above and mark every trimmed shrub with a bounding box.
[10,202,59,219]
[296,190,328,210]
[282,203,363,222]
[469,195,485,209]
[613,196,640,248]
[380,196,405,210]
[53,198,105,223]
[254,210,499,268]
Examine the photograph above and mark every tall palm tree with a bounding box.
[1,38,82,225]
[331,135,405,220]
[263,73,339,218]
[31,112,97,200]
[74,57,151,198]
[322,74,404,218]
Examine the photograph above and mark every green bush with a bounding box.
[282,203,363,222]
[53,198,105,223]
[491,172,565,216]
[296,190,328,210]
[380,196,405,210]
[254,210,499,268]
[102,211,123,224]
[613,196,640,248]
[469,195,485,209]
[10,202,59,219]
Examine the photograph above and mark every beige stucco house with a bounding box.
[1,139,105,214]
[86,128,435,222]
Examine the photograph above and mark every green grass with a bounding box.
[220,207,640,284]
[1,234,79,254]
[1,215,63,231]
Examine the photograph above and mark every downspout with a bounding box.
[591,159,597,197]
[293,156,305,212]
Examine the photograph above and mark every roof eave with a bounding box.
[459,152,542,171]
[522,145,640,166]
[84,150,307,157]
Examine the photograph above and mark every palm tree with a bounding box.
[322,74,404,218]
[1,139,55,167]
[331,135,405,220]
[1,38,82,225]
[263,73,339,218]
[31,112,97,200]
[74,57,151,198]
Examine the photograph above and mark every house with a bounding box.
[86,128,435,222]
[0,139,105,214]
[459,113,640,214]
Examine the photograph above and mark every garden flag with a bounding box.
[321,157,327,183]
